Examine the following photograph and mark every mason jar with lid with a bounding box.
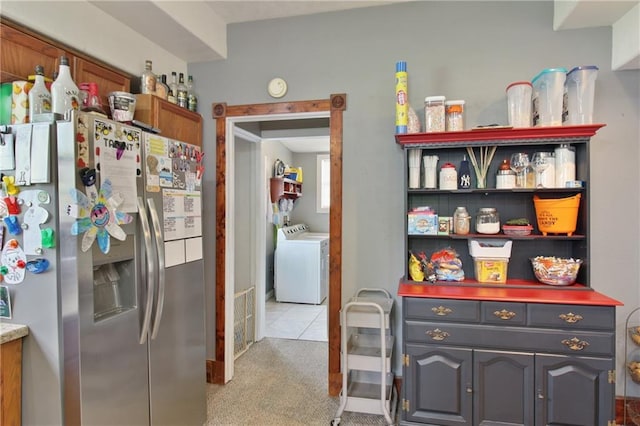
[424,96,446,132]
[453,207,470,235]
[476,208,500,234]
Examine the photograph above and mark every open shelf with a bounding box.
[396,124,606,148]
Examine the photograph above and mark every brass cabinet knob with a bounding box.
[559,312,583,323]
[426,328,450,341]
[493,309,516,320]
[561,337,590,351]
[431,306,453,316]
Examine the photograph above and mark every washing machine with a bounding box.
[275,224,329,304]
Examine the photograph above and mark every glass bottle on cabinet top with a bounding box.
[396,124,604,287]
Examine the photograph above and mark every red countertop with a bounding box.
[398,280,623,306]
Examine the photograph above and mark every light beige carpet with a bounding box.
[206,338,396,425]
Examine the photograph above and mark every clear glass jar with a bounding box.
[476,207,500,234]
[453,207,470,235]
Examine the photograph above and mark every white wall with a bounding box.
[0,0,187,77]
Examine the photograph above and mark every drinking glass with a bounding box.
[531,152,551,188]
[510,153,529,188]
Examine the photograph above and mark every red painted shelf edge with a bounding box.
[397,278,623,306]
[396,124,606,145]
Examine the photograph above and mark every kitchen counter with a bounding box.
[1,322,28,426]
[398,281,623,306]
[0,322,29,344]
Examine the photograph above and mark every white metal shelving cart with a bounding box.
[332,288,397,425]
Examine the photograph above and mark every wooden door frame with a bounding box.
[209,95,346,396]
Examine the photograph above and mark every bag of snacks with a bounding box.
[431,247,464,281]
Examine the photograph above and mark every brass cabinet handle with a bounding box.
[559,312,583,323]
[493,309,516,320]
[561,337,590,351]
[426,328,450,341]
[431,306,452,316]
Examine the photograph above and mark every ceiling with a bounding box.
[89,1,406,62]
[88,0,638,68]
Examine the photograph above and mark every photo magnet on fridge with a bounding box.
[0,285,11,318]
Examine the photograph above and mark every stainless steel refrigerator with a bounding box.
[2,112,206,425]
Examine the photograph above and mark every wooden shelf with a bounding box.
[270,177,302,202]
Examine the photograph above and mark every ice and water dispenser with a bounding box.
[92,236,136,321]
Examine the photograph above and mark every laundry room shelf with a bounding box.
[270,177,302,202]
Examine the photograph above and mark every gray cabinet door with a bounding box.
[474,350,534,426]
[404,344,472,425]
[535,354,614,426]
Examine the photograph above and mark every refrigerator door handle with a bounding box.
[137,197,156,344]
[147,198,166,340]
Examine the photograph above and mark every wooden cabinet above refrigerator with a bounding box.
[135,94,203,147]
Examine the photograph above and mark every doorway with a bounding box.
[234,121,329,343]
[211,96,346,396]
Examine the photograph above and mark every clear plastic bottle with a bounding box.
[554,144,576,188]
[187,75,198,112]
[29,65,52,120]
[168,72,178,104]
[141,60,156,95]
[51,56,80,116]
[176,73,188,108]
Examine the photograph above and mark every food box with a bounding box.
[438,216,452,235]
[408,211,438,235]
[468,239,512,258]
[474,257,509,284]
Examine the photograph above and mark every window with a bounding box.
[317,154,330,213]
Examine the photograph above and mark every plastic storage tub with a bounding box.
[533,193,581,236]
[506,81,532,128]
[473,258,509,284]
[424,96,446,132]
[468,239,513,258]
[531,68,567,127]
[563,65,598,125]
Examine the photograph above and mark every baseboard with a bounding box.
[207,359,225,384]
[617,395,640,425]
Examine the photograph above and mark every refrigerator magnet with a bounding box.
[1,239,26,284]
[0,286,11,318]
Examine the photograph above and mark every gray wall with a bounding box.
[290,152,330,233]
[192,1,640,393]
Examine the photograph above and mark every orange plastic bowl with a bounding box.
[533,194,581,236]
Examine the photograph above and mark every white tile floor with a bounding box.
[265,297,328,342]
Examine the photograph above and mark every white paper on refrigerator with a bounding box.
[162,189,202,241]
[30,123,50,183]
[93,119,139,212]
